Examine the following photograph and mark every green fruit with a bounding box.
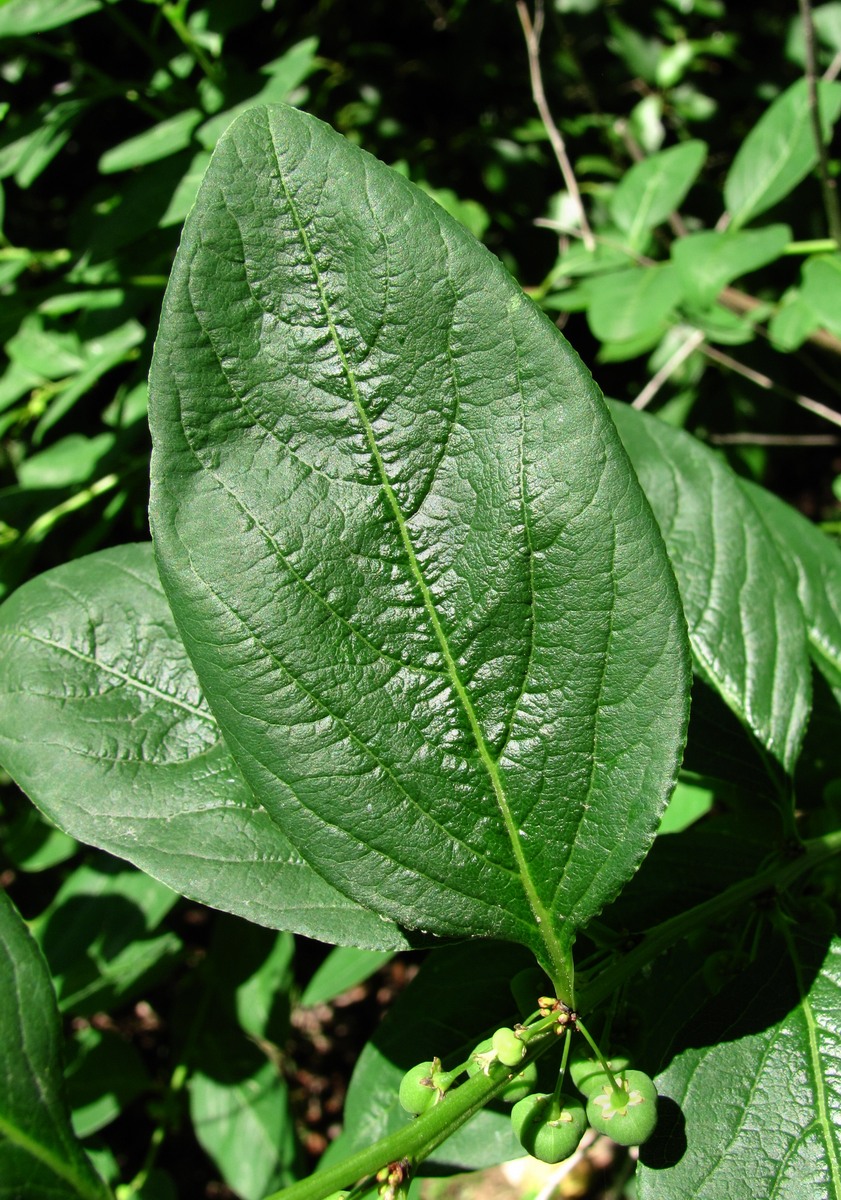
[500,1060,539,1102]
[492,1026,525,1067]
[398,1061,438,1115]
[511,1092,587,1163]
[466,1037,537,1100]
[586,1070,658,1145]
[568,1046,631,1097]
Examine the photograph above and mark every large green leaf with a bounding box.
[610,402,811,775]
[740,477,841,697]
[0,889,111,1200]
[724,79,841,230]
[0,543,410,951]
[637,934,841,1199]
[148,104,690,994]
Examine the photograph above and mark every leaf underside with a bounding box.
[148,103,689,982]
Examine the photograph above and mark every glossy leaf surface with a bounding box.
[148,104,690,991]
[0,544,408,950]
[610,402,811,774]
[638,935,841,1199]
[0,889,110,1200]
[740,477,841,696]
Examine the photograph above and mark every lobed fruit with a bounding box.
[586,1070,658,1145]
[511,1092,587,1163]
[568,1046,631,1097]
[492,1026,525,1067]
[398,1061,439,1115]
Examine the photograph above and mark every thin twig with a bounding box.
[516,0,595,251]
[702,344,841,430]
[633,328,706,410]
[824,49,841,82]
[708,432,839,446]
[799,0,841,243]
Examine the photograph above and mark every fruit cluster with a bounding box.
[397,978,659,1168]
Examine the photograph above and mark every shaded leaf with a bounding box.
[300,946,393,1008]
[0,543,412,950]
[66,1026,149,1139]
[29,857,182,1017]
[98,110,203,175]
[148,104,690,993]
[0,889,111,1199]
[0,0,105,37]
[610,402,811,774]
[740,477,841,697]
[638,935,841,1200]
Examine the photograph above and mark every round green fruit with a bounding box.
[586,1070,658,1145]
[568,1047,631,1097]
[398,1062,438,1115]
[492,1027,525,1067]
[511,1092,587,1163]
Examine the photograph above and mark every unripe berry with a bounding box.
[568,1046,631,1097]
[492,1026,525,1067]
[511,1092,586,1163]
[466,1036,537,1101]
[586,1070,658,1145]
[398,1061,438,1115]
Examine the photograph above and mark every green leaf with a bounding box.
[0,889,111,1200]
[585,265,683,344]
[739,478,841,696]
[609,402,811,775]
[300,946,393,1008]
[609,141,707,248]
[29,857,182,1016]
[768,287,821,351]
[800,253,841,338]
[148,105,690,996]
[195,40,320,151]
[0,543,412,951]
[672,225,791,308]
[189,1045,298,1200]
[0,0,105,37]
[66,1026,150,1139]
[98,109,203,175]
[17,433,116,490]
[724,79,841,230]
[637,935,841,1199]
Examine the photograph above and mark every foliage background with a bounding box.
[1,1,840,1197]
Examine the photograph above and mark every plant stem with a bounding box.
[515,0,595,251]
[263,1026,561,1200]
[581,830,841,1010]
[799,0,841,245]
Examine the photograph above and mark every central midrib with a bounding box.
[271,140,571,996]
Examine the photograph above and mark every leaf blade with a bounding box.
[0,544,408,950]
[149,104,690,987]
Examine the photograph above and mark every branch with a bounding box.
[516,0,595,251]
[799,0,841,244]
[702,344,841,430]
